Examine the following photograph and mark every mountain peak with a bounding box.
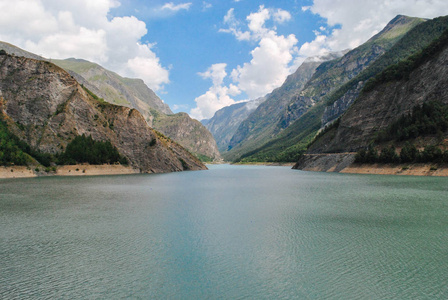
[369,15,426,43]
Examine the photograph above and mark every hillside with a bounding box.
[295,28,448,172]
[0,41,221,162]
[0,53,206,172]
[53,58,221,162]
[228,15,444,163]
[224,51,344,161]
[52,58,172,119]
[153,112,222,162]
[203,97,265,152]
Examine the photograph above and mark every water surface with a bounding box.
[1,165,447,299]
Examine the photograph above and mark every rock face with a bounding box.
[0,42,219,163]
[153,112,222,162]
[0,54,206,172]
[225,15,427,162]
[52,58,220,162]
[321,15,448,128]
[224,52,342,161]
[203,97,265,152]
[296,29,448,172]
[52,58,172,123]
[308,38,448,155]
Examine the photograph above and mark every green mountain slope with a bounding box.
[232,15,448,163]
[295,28,448,171]
[225,15,425,162]
[223,52,344,161]
[203,97,265,152]
[0,53,205,172]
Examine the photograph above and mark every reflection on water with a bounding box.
[1,165,447,299]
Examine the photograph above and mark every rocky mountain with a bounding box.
[0,53,206,172]
[52,58,172,122]
[203,97,265,152]
[153,112,222,162]
[226,15,429,162]
[303,28,448,158]
[223,52,344,161]
[52,58,221,162]
[0,41,221,162]
[322,15,448,127]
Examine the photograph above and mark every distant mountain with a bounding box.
[52,58,221,162]
[154,112,222,162]
[295,27,448,171]
[0,41,221,162]
[52,58,172,121]
[223,51,345,161]
[203,97,265,152]
[0,53,205,172]
[226,15,431,162]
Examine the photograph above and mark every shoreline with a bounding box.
[0,164,140,179]
[340,163,448,177]
[231,162,296,167]
[294,153,448,177]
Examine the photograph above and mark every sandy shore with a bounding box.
[231,162,296,167]
[294,153,448,177]
[341,163,448,177]
[0,164,140,179]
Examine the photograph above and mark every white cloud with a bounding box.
[190,64,242,120]
[302,0,448,54]
[0,0,170,92]
[223,5,298,98]
[273,9,292,24]
[191,5,297,119]
[202,2,212,11]
[161,2,192,12]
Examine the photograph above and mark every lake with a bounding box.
[1,165,447,299]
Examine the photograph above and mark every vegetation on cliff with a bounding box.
[355,101,448,165]
[59,134,127,165]
[375,101,448,143]
[364,27,448,92]
[0,117,30,166]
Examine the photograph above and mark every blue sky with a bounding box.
[109,0,325,118]
[1,0,448,120]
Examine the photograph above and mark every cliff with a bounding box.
[153,112,222,162]
[0,42,220,163]
[224,52,343,161]
[0,53,206,172]
[227,15,431,163]
[53,57,220,162]
[203,97,265,152]
[296,28,448,172]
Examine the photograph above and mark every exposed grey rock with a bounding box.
[0,54,206,172]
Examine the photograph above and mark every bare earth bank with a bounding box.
[0,164,140,179]
[294,153,448,177]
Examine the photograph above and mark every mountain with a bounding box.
[226,15,432,162]
[153,112,222,162]
[295,27,448,171]
[0,41,221,162]
[203,97,265,152]
[0,52,206,172]
[223,52,345,161]
[52,58,173,120]
[52,58,221,162]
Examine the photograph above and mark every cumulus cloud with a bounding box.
[301,0,448,54]
[161,2,192,12]
[0,0,170,91]
[191,5,298,119]
[223,6,298,98]
[190,64,242,120]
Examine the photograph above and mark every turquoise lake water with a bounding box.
[1,165,447,299]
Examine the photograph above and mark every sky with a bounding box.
[1,1,448,120]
